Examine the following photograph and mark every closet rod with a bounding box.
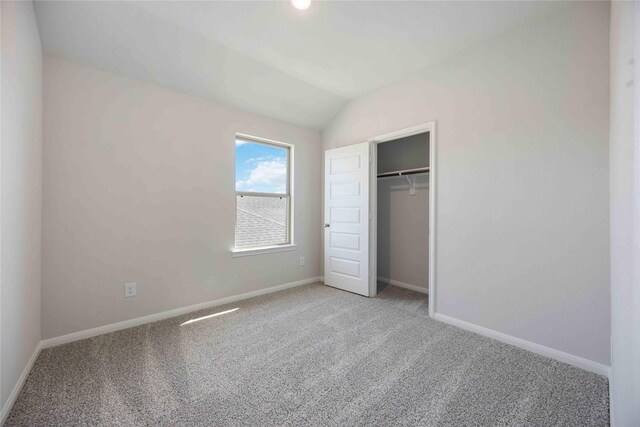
[376,166,430,178]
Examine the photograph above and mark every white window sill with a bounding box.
[231,244,297,258]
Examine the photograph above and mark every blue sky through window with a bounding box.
[236,139,288,194]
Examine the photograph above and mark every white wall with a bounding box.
[609,1,640,425]
[42,56,321,339]
[0,0,43,413]
[323,2,611,365]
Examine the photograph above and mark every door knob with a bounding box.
[324,224,330,228]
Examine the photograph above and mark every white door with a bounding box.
[324,142,370,296]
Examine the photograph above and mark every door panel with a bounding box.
[324,142,370,296]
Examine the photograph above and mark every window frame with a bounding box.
[232,133,295,256]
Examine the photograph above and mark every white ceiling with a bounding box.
[34,1,563,129]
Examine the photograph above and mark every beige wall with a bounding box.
[377,175,429,289]
[1,0,43,412]
[42,56,322,339]
[376,133,430,289]
[377,133,429,175]
[609,1,640,425]
[324,2,611,365]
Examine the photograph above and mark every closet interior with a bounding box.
[376,131,430,298]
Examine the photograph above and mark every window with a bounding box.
[234,136,292,252]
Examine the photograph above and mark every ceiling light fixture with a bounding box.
[290,0,311,11]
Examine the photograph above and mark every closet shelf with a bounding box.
[376,166,430,178]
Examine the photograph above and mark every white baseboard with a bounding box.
[433,313,610,378]
[41,276,322,349]
[377,276,428,294]
[1,341,43,425]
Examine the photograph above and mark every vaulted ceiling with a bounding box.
[34,1,563,129]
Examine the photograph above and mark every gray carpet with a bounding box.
[6,283,609,426]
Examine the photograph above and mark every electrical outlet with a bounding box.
[124,282,137,298]
[299,256,305,266]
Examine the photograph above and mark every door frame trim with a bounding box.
[368,121,436,317]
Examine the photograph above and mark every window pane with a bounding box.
[236,195,288,247]
[235,139,288,194]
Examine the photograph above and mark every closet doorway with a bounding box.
[369,122,436,317]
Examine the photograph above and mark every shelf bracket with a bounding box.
[406,175,416,196]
